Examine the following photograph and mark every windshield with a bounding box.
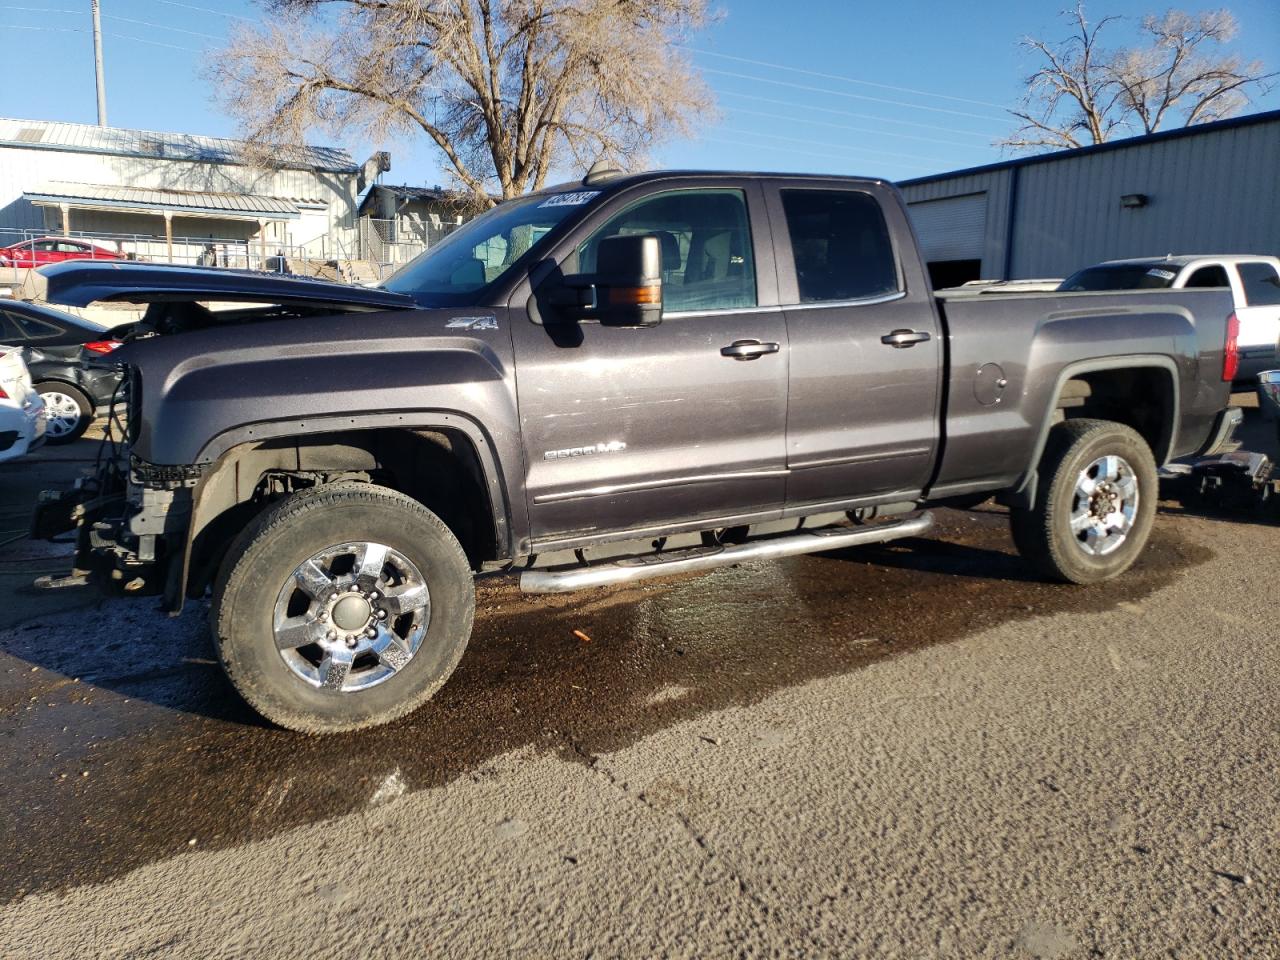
[381,191,600,304]
[1058,263,1178,291]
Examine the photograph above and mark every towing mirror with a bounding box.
[550,234,663,327]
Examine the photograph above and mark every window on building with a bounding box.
[1239,262,1280,306]
[578,189,757,313]
[1184,266,1230,288]
[780,190,899,303]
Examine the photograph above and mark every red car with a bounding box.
[0,237,125,268]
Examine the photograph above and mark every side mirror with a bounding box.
[551,234,663,327]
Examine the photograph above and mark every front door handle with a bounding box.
[721,339,780,361]
[880,329,931,348]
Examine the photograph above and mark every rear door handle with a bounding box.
[880,329,931,348]
[721,339,781,360]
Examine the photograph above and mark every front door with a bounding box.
[765,183,942,509]
[512,185,789,546]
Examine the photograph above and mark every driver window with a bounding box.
[578,189,757,313]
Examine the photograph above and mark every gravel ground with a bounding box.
[0,408,1276,959]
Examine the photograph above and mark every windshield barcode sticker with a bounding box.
[1146,268,1177,280]
[538,191,600,208]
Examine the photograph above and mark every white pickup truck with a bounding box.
[1060,255,1280,386]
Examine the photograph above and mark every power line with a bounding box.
[721,91,994,140]
[725,106,990,151]
[151,0,260,22]
[107,31,201,52]
[700,135,939,173]
[717,126,951,165]
[702,66,1009,125]
[4,23,83,33]
[3,22,200,52]
[679,46,1009,112]
[110,14,222,41]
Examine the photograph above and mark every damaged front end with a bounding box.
[31,371,201,609]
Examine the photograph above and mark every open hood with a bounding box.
[19,261,416,313]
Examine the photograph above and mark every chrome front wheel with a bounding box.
[273,541,431,693]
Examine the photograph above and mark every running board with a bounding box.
[519,511,935,594]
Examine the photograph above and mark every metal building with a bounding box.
[899,108,1280,288]
[0,117,373,265]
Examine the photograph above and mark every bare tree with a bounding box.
[1002,4,1275,151]
[211,0,713,206]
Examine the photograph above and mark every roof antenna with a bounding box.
[583,159,624,187]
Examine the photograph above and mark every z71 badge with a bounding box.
[543,441,627,461]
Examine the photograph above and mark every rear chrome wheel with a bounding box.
[1011,419,1157,584]
[1069,454,1139,556]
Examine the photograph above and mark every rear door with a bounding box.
[512,181,789,545]
[765,181,942,509]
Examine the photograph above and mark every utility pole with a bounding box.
[91,0,107,125]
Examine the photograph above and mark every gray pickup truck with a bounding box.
[27,170,1239,732]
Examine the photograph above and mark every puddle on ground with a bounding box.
[0,507,1212,902]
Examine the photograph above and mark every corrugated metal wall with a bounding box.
[900,115,1280,280]
[900,169,1014,278]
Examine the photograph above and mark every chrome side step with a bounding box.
[519,511,935,594]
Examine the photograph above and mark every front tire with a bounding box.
[211,482,475,733]
[34,382,92,444]
[1010,419,1157,584]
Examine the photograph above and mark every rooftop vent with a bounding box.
[15,127,45,143]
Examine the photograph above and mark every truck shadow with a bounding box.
[0,509,1212,903]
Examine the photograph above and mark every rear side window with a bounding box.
[1058,264,1177,291]
[1184,266,1230,288]
[1239,262,1280,306]
[6,313,62,340]
[780,190,898,303]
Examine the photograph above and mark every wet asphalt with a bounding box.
[0,400,1274,918]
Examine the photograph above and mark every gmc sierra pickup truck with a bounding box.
[25,170,1239,733]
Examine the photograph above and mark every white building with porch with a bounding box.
[0,117,371,270]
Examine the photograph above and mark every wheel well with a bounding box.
[187,428,500,596]
[1054,368,1175,463]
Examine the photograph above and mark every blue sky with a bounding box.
[2,0,1277,185]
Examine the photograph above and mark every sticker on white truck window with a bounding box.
[1146,268,1177,280]
[538,191,599,208]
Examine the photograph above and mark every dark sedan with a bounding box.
[0,302,123,443]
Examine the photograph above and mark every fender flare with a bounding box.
[1010,354,1181,506]
[169,409,518,611]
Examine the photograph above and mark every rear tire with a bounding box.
[1010,419,1157,584]
[211,482,475,733]
[34,382,92,444]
